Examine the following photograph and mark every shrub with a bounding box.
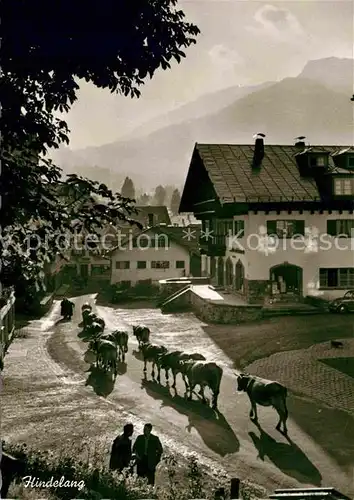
[4,441,267,499]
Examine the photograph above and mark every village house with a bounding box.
[109,224,201,287]
[63,206,171,283]
[179,136,354,304]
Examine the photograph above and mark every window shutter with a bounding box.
[267,221,276,235]
[294,220,305,235]
[234,220,245,237]
[327,220,336,236]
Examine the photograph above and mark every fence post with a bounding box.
[230,478,240,499]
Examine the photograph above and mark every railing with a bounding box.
[0,286,16,362]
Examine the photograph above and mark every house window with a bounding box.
[115,261,130,269]
[91,265,110,276]
[348,156,354,168]
[334,178,354,195]
[310,155,327,167]
[327,220,354,237]
[137,261,147,269]
[148,213,154,226]
[155,235,169,248]
[176,260,185,269]
[133,236,150,248]
[120,280,131,288]
[151,261,170,269]
[267,220,305,238]
[319,268,354,288]
[234,220,245,237]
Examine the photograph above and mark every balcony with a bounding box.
[199,234,226,257]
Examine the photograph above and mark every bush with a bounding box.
[3,441,267,500]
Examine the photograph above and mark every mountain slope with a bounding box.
[118,81,274,140]
[298,57,353,94]
[56,77,353,188]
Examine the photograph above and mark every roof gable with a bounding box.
[183,143,354,206]
[108,225,200,256]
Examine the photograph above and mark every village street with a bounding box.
[2,294,354,497]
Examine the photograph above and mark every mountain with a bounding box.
[54,58,353,189]
[298,57,353,94]
[118,81,273,140]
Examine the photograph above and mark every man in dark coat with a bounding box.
[132,423,163,486]
[109,423,134,472]
[60,298,74,319]
[1,451,26,498]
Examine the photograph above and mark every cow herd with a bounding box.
[79,303,289,433]
[80,303,128,380]
[79,304,224,410]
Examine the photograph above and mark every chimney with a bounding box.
[295,136,306,148]
[148,213,154,227]
[253,133,265,168]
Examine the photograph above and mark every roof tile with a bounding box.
[196,143,353,202]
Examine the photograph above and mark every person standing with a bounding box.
[109,423,134,472]
[133,423,163,486]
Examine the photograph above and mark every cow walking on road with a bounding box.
[132,325,150,348]
[104,330,129,362]
[236,373,289,435]
[140,343,167,381]
[180,360,223,410]
[158,351,206,388]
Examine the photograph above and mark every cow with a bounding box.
[84,318,105,341]
[236,373,288,434]
[180,360,223,410]
[90,338,118,379]
[82,308,92,328]
[81,302,92,313]
[158,351,206,388]
[104,330,129,362]
[140,342,167,381]
[81,303,92,324]
[132,325,150,348]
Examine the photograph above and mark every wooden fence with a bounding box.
[0,287,16,363]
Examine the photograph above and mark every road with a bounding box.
[2,293,354,497]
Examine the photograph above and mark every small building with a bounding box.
[63,205,171,283]
[180,137,354,304]
[109,225,201,288]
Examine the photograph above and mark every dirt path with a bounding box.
[2,295,353,497]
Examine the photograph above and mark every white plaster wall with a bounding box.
[226,211,354,299]
[110,237,190,285]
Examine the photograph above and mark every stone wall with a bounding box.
[246,279,270,304]
[158,281,191,303]
[190,291,263,324]
[161,289,192,313]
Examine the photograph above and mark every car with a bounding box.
[328,290,354,313]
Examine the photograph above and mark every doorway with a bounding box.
[270,263,302,295]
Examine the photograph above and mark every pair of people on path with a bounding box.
[109,423,163,486]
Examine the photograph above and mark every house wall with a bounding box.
[208,210,354,302]
[110,234,191,285]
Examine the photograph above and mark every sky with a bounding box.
[63,0,353,150]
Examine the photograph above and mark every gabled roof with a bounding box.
[107,225,200,256]
[181,143,354,207]
[120,205,171,227]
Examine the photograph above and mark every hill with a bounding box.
[54,58,353,189]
